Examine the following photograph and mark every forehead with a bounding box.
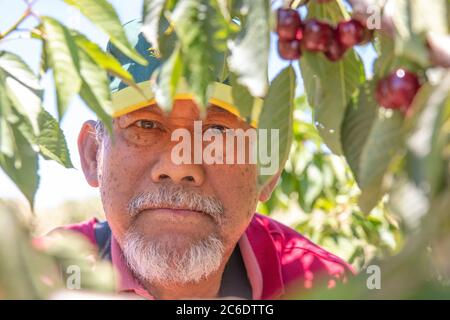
[118,99,241,121]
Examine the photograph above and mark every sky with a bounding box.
[0,0,376,211]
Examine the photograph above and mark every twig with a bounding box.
[0,8,32,40]
[0,0,41,42]
[22,0,38,8]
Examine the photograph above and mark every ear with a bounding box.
[78,120,100,187]
[258,171,281,202]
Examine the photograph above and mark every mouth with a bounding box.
[140,207,206,218]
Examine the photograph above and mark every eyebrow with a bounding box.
[206,105,250,128]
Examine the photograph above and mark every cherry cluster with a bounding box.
[276,4,422,114]
[375,68,421,113]
[276,8,372,61]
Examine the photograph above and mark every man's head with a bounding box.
[76,18,282,287]
[78,99,280,285]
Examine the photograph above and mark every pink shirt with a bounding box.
[63,213,353,299]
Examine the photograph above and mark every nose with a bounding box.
[150,152,205,186]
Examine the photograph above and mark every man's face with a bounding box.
[78,99,277,283]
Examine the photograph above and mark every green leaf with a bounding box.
[0,51,72,206]
[4,72,42,138]
[171,0,230,110]
[0,51,42,91]
[341,81,379,183]
[358,182,385,214]
[227,0,269,97]
[299,1,365,155]
[300,50,364,155]
[142,0,167,51]
[37,110,73,168]
[157,15,178,60]
[0,72,14,157]
[79,82,112,135]
[0,125,39,207]
[152,45,183,112]
[0,118,14,158]
[280,170,298,196]
[62,0,147,66]
[231,72,253,121]
[72,32,134,85]
[213,50,229,83]
[359,111,404,189]
[257,66,295,186]
[77,48,113,133]
[0,59,73,169]
[394,35,430,68]
[39,40,49,79]
[0,51,43,137]
[307,0,350,22]
[41,17,82,120]
[374,32,398,79]
[358,111,405,212]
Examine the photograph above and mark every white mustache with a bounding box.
[128,184,225,224]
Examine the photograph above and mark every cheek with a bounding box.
[98,135,160,240]
[208,164,259,238]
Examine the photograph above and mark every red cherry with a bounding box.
[295,27,303,41]
[376,69,421,111]
[277,8,302,41]
[336,19,365,49]
[350,15,374,45]
[302,19,333,52]
[278,39,302,60]
[324,29,347,61]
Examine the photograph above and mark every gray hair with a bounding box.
[128,184,225,225]
[123,227,225,284]
[124,185,226,284]
[94,120,105,144]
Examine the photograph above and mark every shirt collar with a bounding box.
[244,214,285,299]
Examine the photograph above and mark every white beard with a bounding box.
[122,229,225,285]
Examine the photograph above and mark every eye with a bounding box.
[134,119,162,130]
[204,124,228,134]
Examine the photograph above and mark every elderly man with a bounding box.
[65,20,352,300]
